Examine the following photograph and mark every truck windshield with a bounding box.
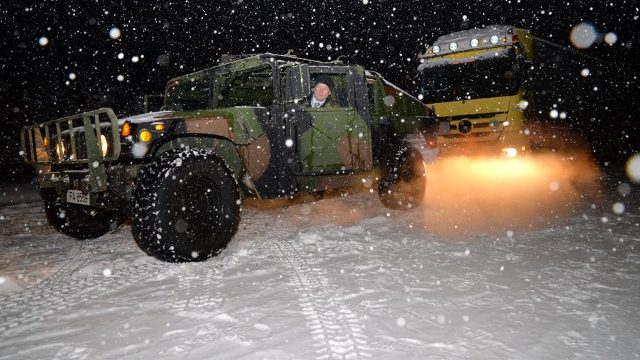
[419,51,520,103]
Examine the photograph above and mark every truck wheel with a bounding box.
[378,146,426,210]
[42,191,121,239]
[132,148,240,262]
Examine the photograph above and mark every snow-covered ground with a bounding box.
[1,155,639,359]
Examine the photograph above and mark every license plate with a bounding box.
[66,190,90,205]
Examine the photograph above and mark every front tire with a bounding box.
[42,191,121,239]
[132,148,240,262]
[378,146,426,210]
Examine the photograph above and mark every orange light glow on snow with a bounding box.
[421,152,601,237]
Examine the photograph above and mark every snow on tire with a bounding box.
[132,148,241,262]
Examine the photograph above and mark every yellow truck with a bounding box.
[418,25,535,157]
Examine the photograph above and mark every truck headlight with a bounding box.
[432,45,440,54]
[501,147,518,158]
[470,38,479,47]
[490,35,499,44]
[100,134,109,157]
[449,42,458,51]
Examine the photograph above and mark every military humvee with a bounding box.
[21,53,438,262]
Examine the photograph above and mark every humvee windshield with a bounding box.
[164,64,276,111]
[164,73,210,111]
[215,65,274,108]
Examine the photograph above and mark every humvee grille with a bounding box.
[20,108,121,165]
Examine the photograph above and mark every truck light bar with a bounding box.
[421,25,521,59]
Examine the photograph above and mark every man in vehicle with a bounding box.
[307,75,337,108]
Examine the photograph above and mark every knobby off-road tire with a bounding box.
[378,146,426,210]
[132,148,240,262]
[42,190,122,239]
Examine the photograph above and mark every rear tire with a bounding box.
[132,148,240,262]
[378,146,426,210]
[42,191,121,239]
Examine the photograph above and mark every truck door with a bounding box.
[284,65,372,175]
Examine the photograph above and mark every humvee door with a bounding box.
[285,65,372,175]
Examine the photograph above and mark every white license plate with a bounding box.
[66,190,90,205]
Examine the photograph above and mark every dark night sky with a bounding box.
[1,0,639,181]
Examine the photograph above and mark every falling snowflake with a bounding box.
[604,32,618,45]
[612,202,625,215]
[109,27,121,40]
[626,154,640,183]
[570,22,598,49]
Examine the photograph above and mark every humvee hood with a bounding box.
[118,111,174,125]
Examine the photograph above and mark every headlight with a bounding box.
[56,139,65,160]
[432,45,440,54]
[490,35,499,44]
[449,42,458,51]
[501,147,518,158]
[470,38,479,47]
[100,134,109,157]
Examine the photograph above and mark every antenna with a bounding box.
[532,36,613,66]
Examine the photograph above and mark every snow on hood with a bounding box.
[117,110,174,125]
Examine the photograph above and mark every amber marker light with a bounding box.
[152,122,166,131]
[138,129,152,143]
[121,122,132,137]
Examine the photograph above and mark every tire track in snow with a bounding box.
[170,263,224,318]
[275,237,371,360]
[0,257,167,334]
[0,202,48,236]
[1,201,88,286]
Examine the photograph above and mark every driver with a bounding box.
[308,76,336,108]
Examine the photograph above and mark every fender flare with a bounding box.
[150,134,245,182]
